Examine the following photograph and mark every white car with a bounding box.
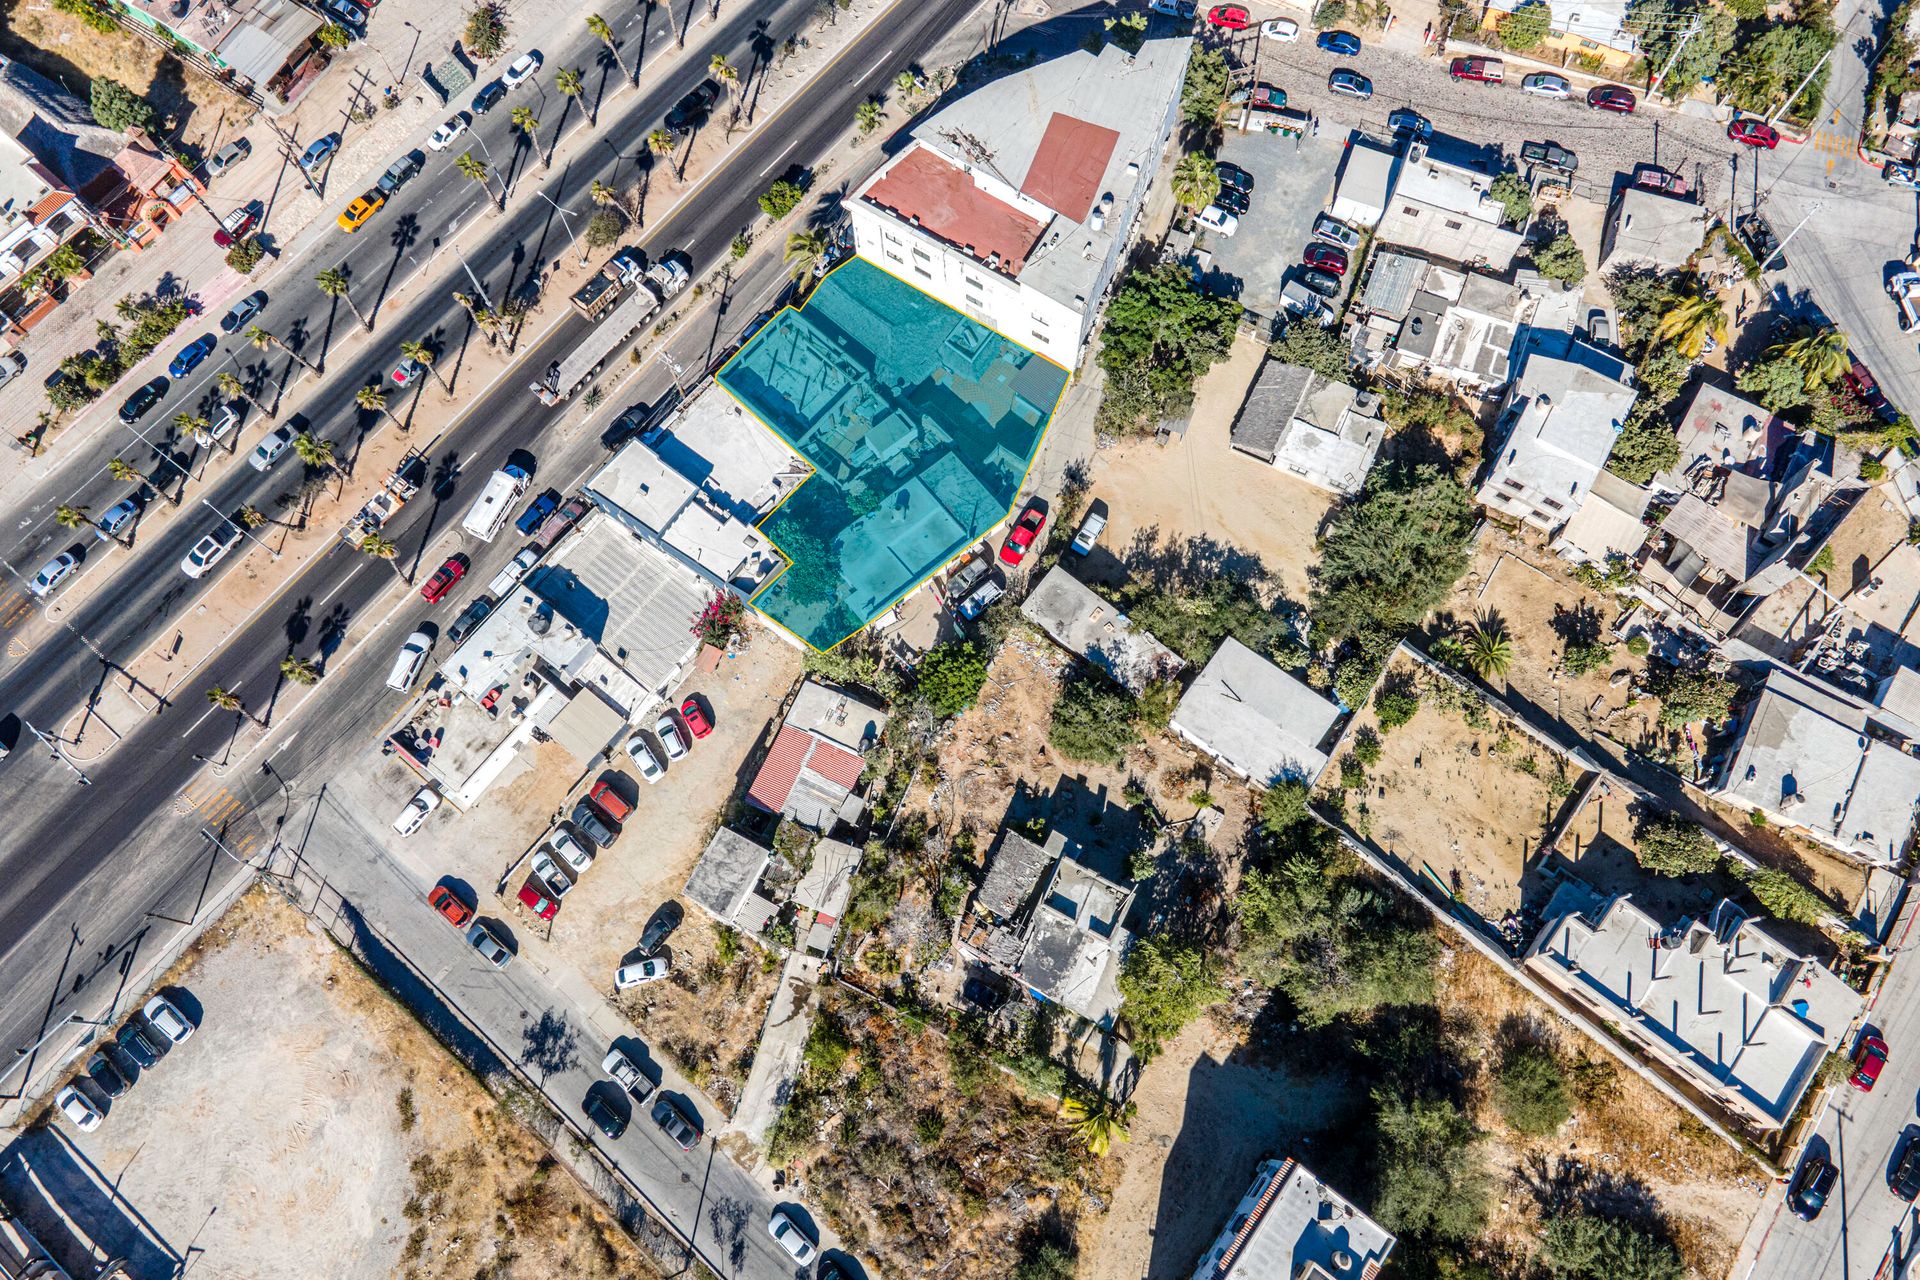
[428,113,470,152]
[180,521,241,579]
[28,552,78,597]
[1521,72,1572,99]
[550,829,595,876]
[502,51,542,89]
[95,498,140,542]
[768,1211,817,1264]
[249,425,294,472]
[1196,204,1239,236]
[531,849,573,898]
[1260,17,1299,39]
[143,994,194,1044]
[626,731,665,783]
[488,546,540,597]
[194,403,241,448]
[614,956,671,989]
[655,713,688,761]
[392,787,440,836]
[56,1084,102,1131]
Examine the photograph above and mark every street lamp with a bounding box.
[531,190,588,264]
[203,498,280,562]
[18,715,89,785]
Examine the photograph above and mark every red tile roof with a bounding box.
[805,737,864,790]
[26,190,76,225]
[746,725,866,815]
[862,145,1044,275]
[1020,113,1120,224]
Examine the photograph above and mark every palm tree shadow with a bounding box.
[376,212,421,314]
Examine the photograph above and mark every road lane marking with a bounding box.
[860,45,896,81]
[179,678,243,738]
[759,138,799,177]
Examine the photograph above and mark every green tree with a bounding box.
[1375,683,1421,731]
[54,0,120,35]
[464,2,508,57]
[1532,233,1587,284]
[1268,323,1348,381]
[55,504,92,531]
[555,66,589,124]
[1049,668,1141,765]
[1733,865,1829,924]
[354,384,401,429]
[358,533,398,559]
[456,150,503,211]
[1654,290,1728,358]
[784,228,830,282]
[1181,46,1231,125]
[1260,778,1311,835]
[758,180,806,219]
[1095,262,1240,433]
[1238,857,1440,1025]
[1647,662,1738,726]
[1606,410,1681,485]
[1629,1,1737,100]
[225,238,265,274]
[279,654,320,685]
[855,98,885,135]
[1462,621,1513,679]
[1122,578,1297,666]
[1563,637,1612,677]
[1489,171,1532,226]
[293,431,335,470]
[1116,937,1226,1059]
[1014,1244,1078,1280]
[399,339,452,397]
[1494,1042,1571,1136]
[1171,152,1221,212]
[205,685,244,714]
[510,105,545,167]
[585,208,624,249]
[1058,1089,1134,1156]
[1371,1095,1492,1240]
[1772,324,1850,390]
[1720,20,1836,122]
[646,128,674,159]
[1311,464,1478,646]
[1541,1214,1686,1280]
[90,78,154,133]
[314,266,371,332]
[917,640,990,717]
[1737,356,1810,411]
[316,21,350,49]
[1497,0,1552,50]
[586,14,630,84]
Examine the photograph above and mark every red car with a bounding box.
[1852,1034,1889,1091]
[212,201,261,249]
[1728,117,1780,149]
[518,879,559,921]
[1303,244,1348,276]
[1586,85,1636,114]
[421,553,468,603]
[999,502,1046,566]
[1449,56,1503,85]
[1205,4,1250,28]
[427,885,473,928]
[679,696,713,739]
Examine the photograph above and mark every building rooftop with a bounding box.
[1661,377,1790,493]
[785,678,889,752]
[585,441,784,591]
[1486,0,1637,49]
[976,827,1060,920]
[1331,141,1396,226]
[746,724,867,829]
[1191,1156,1396,1280]
[1018,857,1133,1027]
[1550,466,1650,566]
[653,380,806,521]
[215,0,322,85]
[1361,249,1425,320]
[1020,567,1185,693]
[1169,637,1342,785]
[1603,186,1709,271]
[861,145,1046,276]
[684,829,776,932]
[1480,336,1636,510]
[0,54,122,196]
[1233,360,1384,494]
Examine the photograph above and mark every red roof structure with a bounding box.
[1019,114,1120,223]
[861,145,1044,276]
[746,724,867,828]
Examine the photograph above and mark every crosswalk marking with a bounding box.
[173,781,248,828]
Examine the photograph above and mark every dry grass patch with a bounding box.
[615,915,780,1118]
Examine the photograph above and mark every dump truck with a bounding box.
[534,257,689,405]
[341,449,428,546]
[570,248,643,321]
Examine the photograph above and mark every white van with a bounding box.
[386,629,433,692]
[460,465,530,542]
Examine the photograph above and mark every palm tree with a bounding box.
[399,340,452,399]
[1654,290,1727,359]
[358,533,398,559]
[1058,1090,1133,1157]
[646,128,673,159]
[586,13,630,85]
[556,66,588,125]
[589,179,617,209]
[1772,324,1851,391]
[710,54,738,123]
[315,266,371,332]
[894,69,918,98]
[1464,620,1514,680]
[293,431,335,471]
[246,324,317,374]
[108,457,142,485]
[55,504,91,531]
[236,505,267,529]
[785,228,830,284]
[457,151,504,211]
[1171,152,1221,213]
[472,307,505,345]
[510,105,546,169]
[279,654,320,685]
[205,684,244,714]
[215,370,269,419]
[855,98,884,136]
[355,384,403,429]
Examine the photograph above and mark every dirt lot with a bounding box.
[1337,652,1584,921]
[0,886,653,1280]
[1084,334,1337,607]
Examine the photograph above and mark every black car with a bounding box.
[571,803,617,847]
[86,1050,130,1098]
[1788,1154,1836,1220]
[1520,139,1578,174]
[664,79,720,134]
[221,289,268,334]
[651,1097,698,1150]
[447,596,494,645]
[117,1020,161,1068]
[638,902,682,955]
[118,376,168,425]
[1213,187,1250,216]
[471,81,506,115]
[1301,268,1342,299]
[1214,161,1253,194]
[1893,1135,1920,1201]
[583,1089,627,1139]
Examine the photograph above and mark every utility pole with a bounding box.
[1648,17,1702,97]
[21,716,90,785]
[1766,44,1837,128]
[204,498,279,562]
[1761,203,1820,272]
[262,118,321,197]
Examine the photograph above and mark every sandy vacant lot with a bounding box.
[1,886,653,1280]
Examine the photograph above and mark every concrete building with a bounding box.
[1191,1156,1396,1280]
[1475,333,1636,536]
[1657,376,1791,498]
[1481,0,1640,69]
[1020,566,1184,693]
[1526,888,1862,1130]
[1713,663,1920,865]
[1230,359,1385,495]
[1599,185,1709,273]
[1549,467,1650,568]
[1373,143,1526,271]
[846,33,1190,368]
[1330,140,1396,228]
[1389,267,1526,391]
[791,836,863,956]
[1169,638,1342,786]
[684,828,779,935]
[745,679,888,830]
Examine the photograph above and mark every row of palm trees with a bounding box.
[1651,283,1850,388]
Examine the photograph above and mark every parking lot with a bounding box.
[1205,128,1346,329]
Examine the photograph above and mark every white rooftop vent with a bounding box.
[1331,1249,1354,1273]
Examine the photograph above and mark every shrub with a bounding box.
[225,238,265,274]
[1625,634,1651,657]
[1371,1095,1491,1241]
[758,180,805,219]
[916,640,990,718]
[1646,662,1739,727]
[1734,865,1828,924]
[90,78,154,133]
[1532,233,1587,285]
[1136,678,1180,733]
[1374,679,1421,731]
[1489,171,1532,225]
[1352,727,1383,767]
[1498,0,1552,50]
[1541,1213,1685,1280]
[464,3,508,57]
[1269,322,1348,380]
[1563,638,1612,677]
[55,0,120,35]
[585,208,624,249]
[1048,667,1141,765]
[1494,1043,1571,1136]
[1116,937,1226,1059]
[1633,812,1720,877]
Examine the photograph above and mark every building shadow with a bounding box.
[0,1127,183,1279]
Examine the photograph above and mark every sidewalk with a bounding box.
[727,949,820,1150]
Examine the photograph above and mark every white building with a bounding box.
[1192,1157,1395,1280]
[1170,638,1342,786]
[1373,143,1525,271]
[1230,360,1384,495]
[1475,333,1636,536]
[846,34,1191,368]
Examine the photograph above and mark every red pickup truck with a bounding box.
[1449,56,1504,84]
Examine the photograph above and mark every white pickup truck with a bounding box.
[602,1046,655,1100]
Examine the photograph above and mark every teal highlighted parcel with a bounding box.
[719,257,1068,650]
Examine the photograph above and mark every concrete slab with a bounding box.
[1206,130,1346,330]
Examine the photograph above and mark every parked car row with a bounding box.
[55,994,196,1131]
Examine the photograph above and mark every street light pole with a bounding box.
[531,190,587,264]
[203,498,280,561]
[1648,17,1702,97]
[1761,203,1821,272]
[20,715,90,785]
[1766,46,1837,129]
[453,244,495,309]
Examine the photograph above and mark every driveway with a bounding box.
[1206,129,1345,329]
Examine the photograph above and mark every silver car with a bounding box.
[28,552,77,597]
[655,713,688,761]
[532,849,573,898]
[467,921,511,967]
